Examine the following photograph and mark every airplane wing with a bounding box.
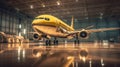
[87,28,120,33]
[66,27,120,38]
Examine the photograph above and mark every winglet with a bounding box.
[71,16,74,29]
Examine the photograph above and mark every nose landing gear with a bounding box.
[53,38,58,45]
[74,34,80,47]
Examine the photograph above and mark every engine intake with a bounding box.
[33,33,41,40]
[79,31,88,38]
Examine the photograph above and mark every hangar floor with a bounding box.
[0,42,120,67]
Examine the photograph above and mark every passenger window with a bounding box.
[35,17,50,21]
[35,17,44,19]
[39,17,44,19]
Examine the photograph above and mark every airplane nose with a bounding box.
[32,21,36,26]
[32,20,40,26]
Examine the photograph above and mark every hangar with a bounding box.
[0,0,120,42]
[0,0,120,67]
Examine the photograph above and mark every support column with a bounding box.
[0,11,2,31]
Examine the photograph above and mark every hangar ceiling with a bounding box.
[4,0,120,20]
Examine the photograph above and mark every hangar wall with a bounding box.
[0,6,33,39]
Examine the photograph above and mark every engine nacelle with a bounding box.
[79,31,89,39]
[33,33,42,40]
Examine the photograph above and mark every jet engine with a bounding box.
[79,31,90,39]
[33,33,42,40]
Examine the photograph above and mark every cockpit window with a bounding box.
[35,17,50,21]
[45,18,50,21]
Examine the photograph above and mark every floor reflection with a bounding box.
[0,43,120,67]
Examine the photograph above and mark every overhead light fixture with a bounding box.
[100,13,103,16]
[30,5,34,9]
[15,8,20,11]
[85,17,88,19]
[100,13,103,19]
[76,0,79,2]
[57,1,61,5]
[42,4,45,7]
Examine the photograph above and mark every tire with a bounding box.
[0,34,3,43]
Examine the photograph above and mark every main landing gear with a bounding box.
[74,35,80,46]
[45,38,59,46]
[53,38,58,45]
[45,39,51,46]
[74,39,80,45]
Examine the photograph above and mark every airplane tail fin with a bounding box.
[71,16,74,29]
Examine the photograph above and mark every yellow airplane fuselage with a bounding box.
[32,14,74,38]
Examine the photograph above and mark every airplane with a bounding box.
[32,14,120,45]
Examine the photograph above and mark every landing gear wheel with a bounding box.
[0,35,3,43]
[45,39,51,51]
[74,40,80,46]
[45,40,51,46]
[53,40,58,45]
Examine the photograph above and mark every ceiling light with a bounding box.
[42,4,45,7]
[100,13,103,19]
[57,1,61,5]
[15,8,20,11]
[100,13,103,16]
[76,0,79,2]
[85,17,88,19]
[30,5,34,9]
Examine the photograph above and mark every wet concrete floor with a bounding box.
[0,42,120,67]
